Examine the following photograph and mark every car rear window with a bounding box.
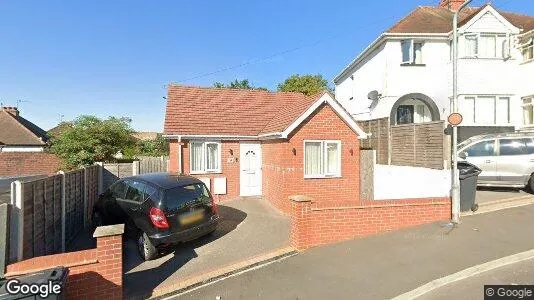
[164,183,211,211]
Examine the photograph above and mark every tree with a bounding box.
[50,115,136,169]
[136,134,169,156]
[277,74,332,96]
[213,79,268,91]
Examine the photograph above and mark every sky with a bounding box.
[0,0,532,132]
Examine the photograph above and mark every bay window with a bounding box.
[462,33,508,58]
[190,141,221,173]
[521,38,533,62]
[459,96,510,125]
[304,140,341,178]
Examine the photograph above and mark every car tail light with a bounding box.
[211,198,218,214]
[149,207,169,229]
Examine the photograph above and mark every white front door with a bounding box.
[240,143,262,196]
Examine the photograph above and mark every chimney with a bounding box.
[2,107,19,117]
[439,0,468,11]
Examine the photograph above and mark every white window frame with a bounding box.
[523,96,534,126]
[460,95,511,125]
[463,33,508,59]
[401,40,424,64]
[303,140,342,179]
[189,141,222,174]
[521,38,534,62]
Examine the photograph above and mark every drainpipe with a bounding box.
[451,0,473,224]
[178,136,183,174]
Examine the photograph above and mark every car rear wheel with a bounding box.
[529,175,534,192]
[138,232,158,261]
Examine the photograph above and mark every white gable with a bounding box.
[460,6,520,34]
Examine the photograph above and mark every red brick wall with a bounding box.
[290,197,452,250]
[262,104,361,214]
[0,152,61,177]
[169,140,241,202]
[6,234,123,299]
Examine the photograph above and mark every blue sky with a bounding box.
[0,0,532,132]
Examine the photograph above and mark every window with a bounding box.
[190,141,221,173]
[304,140,341,178]
[142,185,159,202]
[111,181,127,199]
[401,40,423,64]
[459,96,510,125]
[164,183,211,211]
[523,96,534,125]
[396,105,414,124]
[499,139,529,156]
[465,34,478,57]
[462,33,507,58]
[124,181,146,203]
[465,140,495,157]
[521,38,534,62]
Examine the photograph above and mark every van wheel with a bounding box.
[138,232,157,261]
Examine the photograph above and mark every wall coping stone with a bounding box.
[93,224,124,238]
[289,195,312,203]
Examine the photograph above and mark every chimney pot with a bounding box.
[439,0,468,12]
[2,106,19,117]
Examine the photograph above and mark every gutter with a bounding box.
[162,133,284,141]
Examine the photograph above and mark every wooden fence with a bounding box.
[358,118,449,170]
[10,165,100,261]
[357,118,390,164]
[101,156,169,190]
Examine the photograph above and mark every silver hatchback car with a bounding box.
[458,132,534,189]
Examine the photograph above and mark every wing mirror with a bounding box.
[459,152,468,159]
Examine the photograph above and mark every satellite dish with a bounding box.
[367,90,381,101]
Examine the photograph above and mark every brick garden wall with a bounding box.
[262,104,361,214]
[290,197,452,250]
[5,228,123,299]
[0,152,61,177]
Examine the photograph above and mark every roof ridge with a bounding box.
[169,83,306,95]
[0,110,46,145]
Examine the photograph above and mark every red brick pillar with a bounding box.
[93,224,124,300]
[289,195,312,251]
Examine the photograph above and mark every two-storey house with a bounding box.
[334,0,534,140]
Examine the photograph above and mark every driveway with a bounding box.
[123,197,290,298]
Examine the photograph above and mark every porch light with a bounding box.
[229,149,233,156]
[292,148,297,156]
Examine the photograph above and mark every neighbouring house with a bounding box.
[334,0,534,141]
[0,106,48,152]
[0,106,61,177]
[133,131,160,141]
[163,85,367,213]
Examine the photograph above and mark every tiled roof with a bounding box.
[0,110,48,146]
[164,85,330,136]
[387,5,534,34]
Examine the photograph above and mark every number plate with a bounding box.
[179,210,205,225]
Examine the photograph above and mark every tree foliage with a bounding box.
[50,115,136,169]
[136,134,169,157]
[213,79,268,91]
[277,74,332,96]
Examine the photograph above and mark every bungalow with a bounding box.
[163,85,367,213]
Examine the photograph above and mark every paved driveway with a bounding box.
[123,197,290,298]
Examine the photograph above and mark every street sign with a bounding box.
[448,113,463,126]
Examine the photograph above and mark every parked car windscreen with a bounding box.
[164,183,211,211]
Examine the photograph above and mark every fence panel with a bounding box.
[64,169,85,245]
[138,156,169,174]
[85,165,99,225]
[102,163,133,191]
[357,118,389,164]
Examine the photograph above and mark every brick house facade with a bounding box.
[164,85,367,212]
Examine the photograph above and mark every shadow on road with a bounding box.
[477,186,531,194]
[123,204,247,297]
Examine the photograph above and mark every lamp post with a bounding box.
[451,0,473,223]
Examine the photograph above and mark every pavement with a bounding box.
[123,196,290,298]
[422,258,534,300]
[168,204,534,300]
